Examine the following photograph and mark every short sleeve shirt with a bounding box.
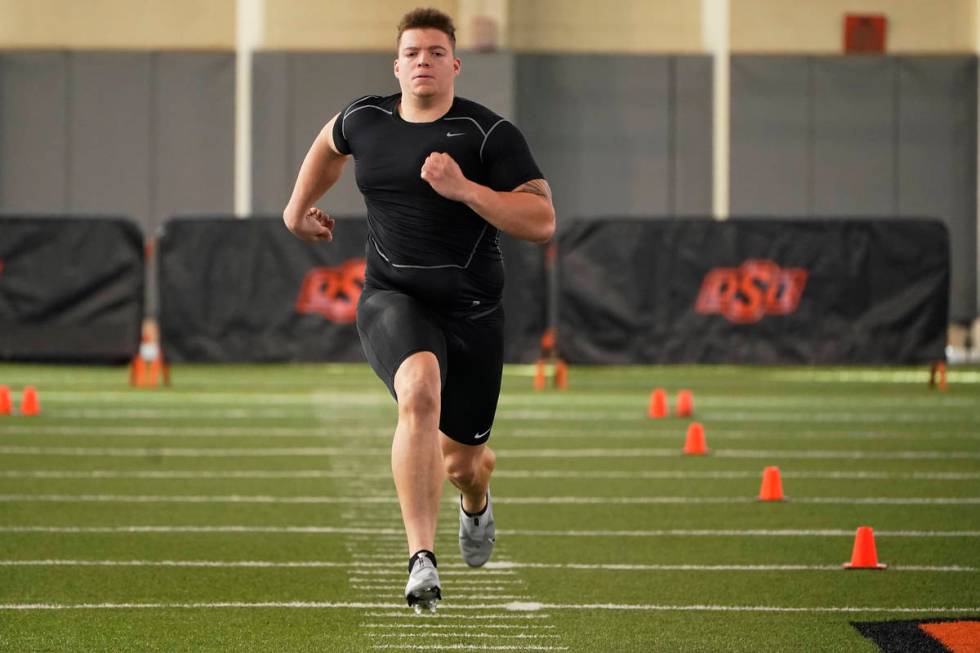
[332,93,543,309]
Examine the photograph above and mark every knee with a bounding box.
[397,384,439,425]
[444,456,478,488]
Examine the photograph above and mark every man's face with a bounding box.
[394,28,460,100]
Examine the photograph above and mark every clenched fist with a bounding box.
[420,152,472,202]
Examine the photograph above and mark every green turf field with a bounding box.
[0,362,978,652]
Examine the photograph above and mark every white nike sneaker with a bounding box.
[459,491,496,567]
[405,552,441,614]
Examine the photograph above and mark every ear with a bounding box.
[453,57,461,77]
[393,58,400,78]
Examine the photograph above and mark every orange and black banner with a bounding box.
[557,218,949,364]
[0,216,144,362]
[158,217,547,363]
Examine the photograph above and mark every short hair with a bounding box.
[397,7,456,51]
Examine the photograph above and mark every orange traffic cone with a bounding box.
[533,359,546,391]
[843,526,887,569]
[675,389,693,417]
[757,466,786,501]
[682,422,708,455]
[20,386,40,416]
[0,385,11,416]
[554,360,568,390]
[146,356,162,388]
[647,388,667,419]
[929,361,947,391]
[130,356,146,387]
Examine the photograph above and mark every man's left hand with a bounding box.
[421,152,472,202]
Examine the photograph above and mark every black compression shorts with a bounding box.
[356,285,504,446]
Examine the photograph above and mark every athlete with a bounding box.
[282,7,555,613]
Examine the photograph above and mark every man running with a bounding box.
[282,7,555,612]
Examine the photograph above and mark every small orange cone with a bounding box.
[0,385,11,416]
[929,361,947,391]
[675,389,693,417]
[647,388,667,418]
[130,356,146,387]
[147,356,162,388]
[533,359,546,391]
[682,422,708,455]
[20,386,40,416]
[843,526,887,569]
[554,360,568,390]
[757,466,786,501]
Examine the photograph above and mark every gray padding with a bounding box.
[0,52,69,212]
[455,51,516,120]
[673,56,713,216]
[252,53,292,215]
[730,56,809,216]
[288,53,397,216]
[68,52,152,221]
[812,57,897,216]
[517,54,670,218]
[154,52,235,230]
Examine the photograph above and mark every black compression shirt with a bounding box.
[332,93,543,313]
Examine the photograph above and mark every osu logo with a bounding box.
[295,258,366,324]
[695,259,808,324]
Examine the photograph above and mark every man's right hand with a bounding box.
[284,207,335,242]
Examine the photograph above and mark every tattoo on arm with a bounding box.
[514,179,552,202]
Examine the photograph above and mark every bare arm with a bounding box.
[420,153,556,244]
[283,113,349,242]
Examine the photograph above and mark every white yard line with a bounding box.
[2,494,978,506]
[0,601,976,615]
[2,559,971,573]
[352,586,520,592]
[2,469,977,481]
[0,426,385,438]
[4,445,977,460]
[351,570,518,578]
[497,603,980,614]
[3,527,977,538]
[484,562,977,573]
[6,424,980,443]
[0,446,389,457]
[363,624,555,630]
[369,646,566,651]
[363,612,551,619]
[368,634,560,639]
[496,528,980,538]
[2,407,978,421]
[28,385,980,404]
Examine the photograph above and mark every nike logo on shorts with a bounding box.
[447,132,466,137]
[474,427,491,440]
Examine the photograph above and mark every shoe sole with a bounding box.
[406,585,441,614]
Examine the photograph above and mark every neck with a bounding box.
[399,91,454,123]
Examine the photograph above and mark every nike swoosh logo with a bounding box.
[474,427,491,439]
[447,132,466,137]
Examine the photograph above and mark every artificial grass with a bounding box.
[0,362,977,652]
